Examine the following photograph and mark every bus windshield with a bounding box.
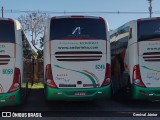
[138,20,160,41]
[50,18,107,40]
[0,20,15,43]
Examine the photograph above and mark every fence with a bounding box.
[23,59,34,83]
[33,59,44,83]
[23,58,44,83]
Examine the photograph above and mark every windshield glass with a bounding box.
[138,19,160,41]
[0,20,15,43]
[50,18,107,40]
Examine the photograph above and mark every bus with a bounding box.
[0,18,33,106]
[110,17,160,100]
[43,16,111,101]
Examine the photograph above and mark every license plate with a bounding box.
[74,92,86,96]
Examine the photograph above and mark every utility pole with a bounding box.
[2,6,3,18]
[147,0,153,18]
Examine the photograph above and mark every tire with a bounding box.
[110,81,115,100]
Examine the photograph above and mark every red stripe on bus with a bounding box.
[144,59,160,61]
[143,52,160,55]
[55,55,102,58]
[57,37,98,40]
[57,59,100,61]
[55,51,102,55]
[0,63,8,65]
[143,56,160,58]
[0,59,10,61]
[0,55,10,58]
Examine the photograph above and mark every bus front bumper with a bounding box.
[132,85,160,101]
[44,85,111,101]
[0,89,22,107]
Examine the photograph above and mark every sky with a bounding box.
[0,0,160,51]
[0,0,160,30]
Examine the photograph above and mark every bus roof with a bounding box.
[137,17,160,22]
[51,15,105,20]
[0,17,14,22]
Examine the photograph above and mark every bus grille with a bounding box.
[0,55,10,65]
[143,52,160,62]
[55,51,102,61]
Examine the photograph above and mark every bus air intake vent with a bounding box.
[0,55,10,65]
[55,51,102,61]
[143,52,160,62]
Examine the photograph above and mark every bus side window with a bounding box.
[22,31,29,57]
[129,28,132,39]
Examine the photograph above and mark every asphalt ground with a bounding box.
[1,88,160,119]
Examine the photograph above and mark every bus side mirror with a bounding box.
[129,28,132,39]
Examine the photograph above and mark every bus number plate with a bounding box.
[74,92,86,96]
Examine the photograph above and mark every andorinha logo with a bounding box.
[72,27,82,35]
[2,112,42,118]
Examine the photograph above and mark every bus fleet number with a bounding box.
[95,65,105,70]
[2,69,13,74]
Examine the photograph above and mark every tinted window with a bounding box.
[138,20,160,41]
[50,18,107,40]
[0,20,15,43]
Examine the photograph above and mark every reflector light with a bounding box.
[101,63,111,87]
[45,64,57,88]
[133,65,146,87]
[8,68,20,92]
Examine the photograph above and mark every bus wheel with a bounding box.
[21,80,29,104]
[126,76,131,92]
[113,59,121,92]
[111,82,115,100]
[25,80,29,97]
[126,77,132,100]
[117,61,122,90]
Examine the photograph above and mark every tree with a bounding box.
[18,11,49,51]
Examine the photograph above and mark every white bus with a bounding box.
[0,18,32,106]
[110,17,160,100]
[43,16,111,101]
